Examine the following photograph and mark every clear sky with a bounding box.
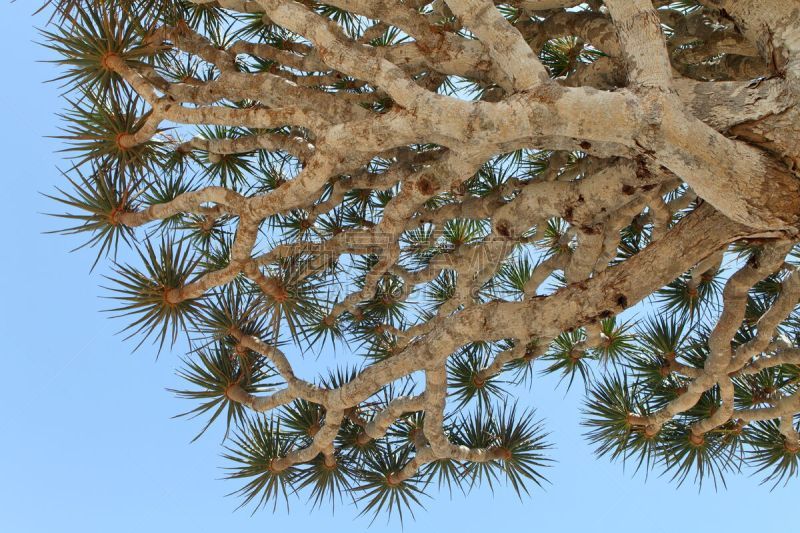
[1,3,796,532]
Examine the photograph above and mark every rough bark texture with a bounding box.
[42,0,800,515]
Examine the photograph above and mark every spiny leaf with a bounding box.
[353,445,427,525]
[294,452,356,510]
[40,4,156,97]
[659,424,738,489]
[45,165,138,268]
[224,417,300,512]
[582,374,661,475]
[447,343,507,409]
[56,88,165,170]
[105,237,203,351]
[171,344,279,440]
[745,420,800,488]
[540,329,595,390]
[491,404,551,497]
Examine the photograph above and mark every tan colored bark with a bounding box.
[54,0,800,473]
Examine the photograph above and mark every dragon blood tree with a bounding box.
[41,0,800,521]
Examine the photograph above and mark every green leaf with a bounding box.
[40,4,156,97]
[659,423,738,489]
[293,452,356,510]
[224,417,300,512]
[353,444,427,525]
[171,343,279,440]
[104,237,203,351]
[745,420,800,488]
[582,374,661,475]
[540,329,595,390]
[56,88,165,170]
[447,343,507,409]
[45,165,138,268]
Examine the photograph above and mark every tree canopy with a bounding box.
[41,0,800,522]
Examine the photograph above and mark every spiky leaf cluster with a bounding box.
[36,0,800,524]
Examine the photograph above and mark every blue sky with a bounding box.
[0,3,796,532]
